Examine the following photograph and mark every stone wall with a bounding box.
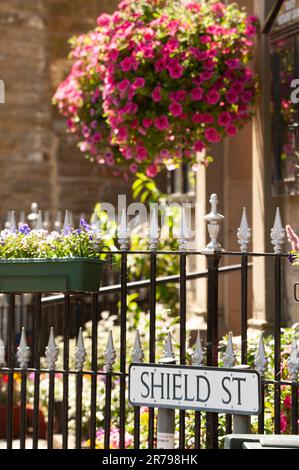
[0,0,130,225]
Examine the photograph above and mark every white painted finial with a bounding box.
[271,208,285,254]
[132,330,144,363]
[45,328,59,370]
[237,208,251,253]
[149,206,160,251]
[75,328,87,372]
[17,327,31,369]
[254,334,268,376]
[223,332,236,368]
[192,331,205,366]
[202,194,224,253]
[104,331,116,372]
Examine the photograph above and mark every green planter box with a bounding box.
[0,258,106,293]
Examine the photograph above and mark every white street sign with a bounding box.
[129,364,261,415]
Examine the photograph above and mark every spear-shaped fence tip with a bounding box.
[36,211,43,231]
[254,334,268,376]
[162,332,176,362]
[17,327,31,369]
[132,330,144,363]
[45,327,59,370]
[192,331,205,366]
[223,332,236,368]
[63,210,72,232]
[104,331,116,372]
[75,327,86,372]
[271,207,285,254]
[237,207,251,253]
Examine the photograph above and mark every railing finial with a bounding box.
[271,207,285,254]
[132,330,144,363]
[192,331,205,366]
[75,328,87,372]
[254,333,268,376]
[237,207,251,253]
[104,331,116,372]
[45,327,59,371]
[17,327,31,369]
[202,193,224,253]
[36,211,43,231]
[162,332,176,362]
[63,210,72,233]
[223,332,236,368]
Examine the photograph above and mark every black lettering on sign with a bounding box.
[141,372,150,398]
[173,374,183,400]
[196,375,211,402]
[184,374,195,402]
[221,377,232,405]
[232,377,246,405]
[151,372,164,399]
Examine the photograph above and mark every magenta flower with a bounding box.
[172,90,186,102]
[154,59,166,73]
[168,64,184,79]
[284,395,292,409]
[206,90,220,105]
[280,413,288,433]
[226,90,239,104]
[97,14,111,28]
[169,101,183,117]
[135,146,148,161]
[226,124,237,136]
[154,115,169,131]
[218,112,232,127]
[129,163,138,173]
[142,118,153,129]
[152,86,162,102]
[120,57,133,72]
[132,77,146,89]
[146,163,158,178]
[117,79,130,92]
[205,127,221,143]
[192,113,203,124]
[191,87,204,101]
[194,140,205,152]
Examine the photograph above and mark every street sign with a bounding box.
[129,364,261,415]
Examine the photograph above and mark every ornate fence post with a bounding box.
[202,193,224,449]
[157,332,176,450]
[132,330,144,449]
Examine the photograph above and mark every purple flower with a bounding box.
[18,224,31,235]
[80,218,91,231]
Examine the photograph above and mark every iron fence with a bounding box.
[0,194,297,449]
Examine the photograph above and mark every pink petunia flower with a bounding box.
[194,140,205,152]
[152,86,162,102]
[135,145,148,161]
[169,101,183,117]
[132,77,146,89]
[168,64,184,79]
[191,87,204,101]
[218,112,232,127]
[154,115,169,131]
[206,90,220,105]
[205,127,221,143]
[146,163,158,178]
[142,118,153,129]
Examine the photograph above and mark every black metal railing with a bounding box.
[0,247,297,450]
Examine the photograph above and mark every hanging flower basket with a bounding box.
[53,0,258,179]
[0,219,107,293]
